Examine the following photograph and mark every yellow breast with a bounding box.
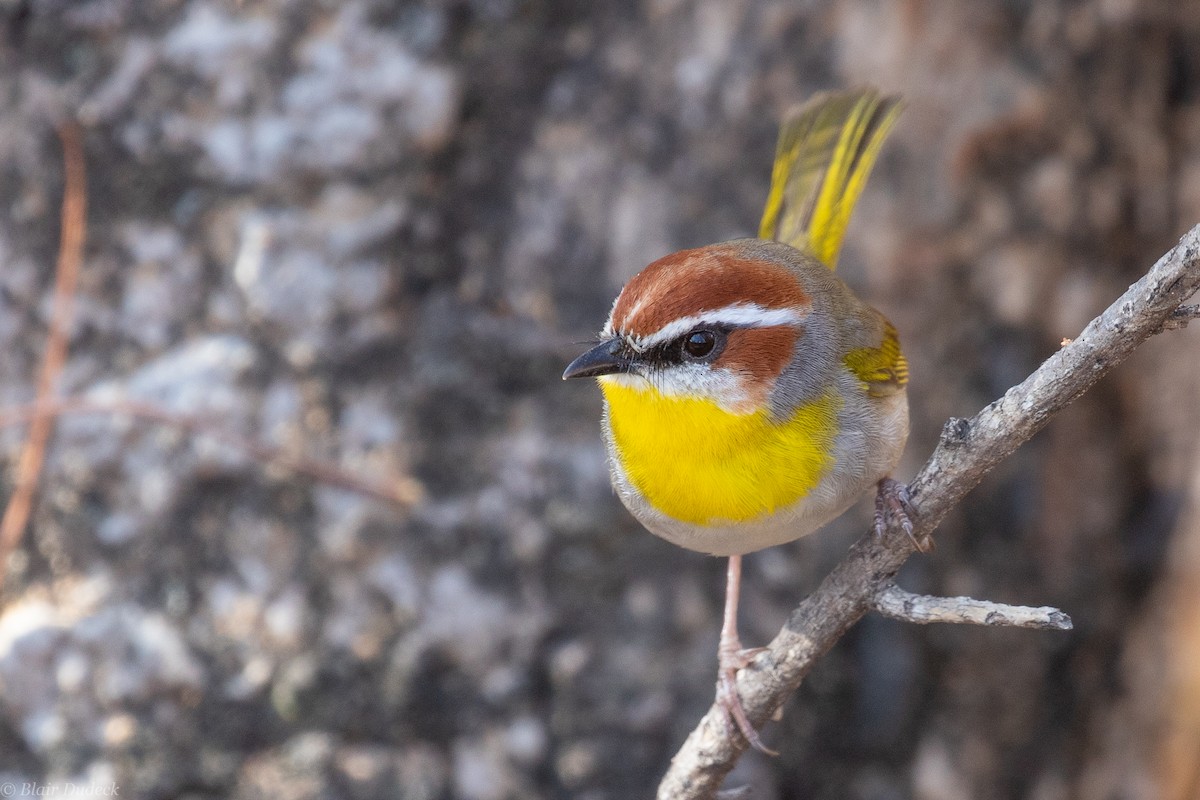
[600,379,840,526]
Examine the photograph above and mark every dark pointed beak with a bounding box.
[562,338,632,380]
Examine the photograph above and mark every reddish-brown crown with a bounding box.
[609,243,811,338]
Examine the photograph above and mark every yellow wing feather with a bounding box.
[758,89,902,270]
[843,321,909,396]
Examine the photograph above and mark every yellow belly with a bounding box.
[600,380,840,525]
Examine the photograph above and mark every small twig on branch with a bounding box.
[656,224,1200,800]
[0,122,86,586]
[1159,303,1200,331]
[872,582,1072,631]
[0,397,424,510]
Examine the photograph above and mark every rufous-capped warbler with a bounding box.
[564,89,912,752]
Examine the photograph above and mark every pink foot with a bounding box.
[716,640,776,755]
[874,477,929,551]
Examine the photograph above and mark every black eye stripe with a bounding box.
[634,326,731,366]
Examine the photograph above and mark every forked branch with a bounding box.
[657,224,1200,800]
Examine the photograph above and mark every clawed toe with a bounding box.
[716,631,774,753]
[717,665,777,756]
[720,646,768,672]
[874,477,931,551]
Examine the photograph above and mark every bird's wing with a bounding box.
[843,319,909,397]
[758,89,902,271]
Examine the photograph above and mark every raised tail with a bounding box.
[758,89,902,270]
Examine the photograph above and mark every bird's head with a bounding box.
[564,240,817,414]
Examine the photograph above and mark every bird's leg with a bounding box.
[716,554,777,755]
[874,477,929,551]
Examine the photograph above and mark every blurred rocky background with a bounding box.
[0,1,1199,798]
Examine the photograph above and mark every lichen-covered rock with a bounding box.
[0,1,1198,799]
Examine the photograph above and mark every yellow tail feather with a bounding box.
[758,89,902,270]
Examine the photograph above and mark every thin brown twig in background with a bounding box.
[0,122,87,584]
[0,126,418,570]
[0,397,424,509]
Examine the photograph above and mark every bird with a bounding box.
[563,88,913,753]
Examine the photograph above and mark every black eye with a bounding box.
[682,330,717,360]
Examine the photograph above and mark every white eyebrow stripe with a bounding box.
[630,303,807,350]
[600,292,628,338]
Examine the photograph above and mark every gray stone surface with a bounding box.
[0,1,1199,798]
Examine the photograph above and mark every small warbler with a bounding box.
[564,89,913,752]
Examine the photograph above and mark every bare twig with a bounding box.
[1159,303,1200,330]
[656,224,1200,800]
[0,122,86,583]
[0,397,424,509]
[872,582,1072,630]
